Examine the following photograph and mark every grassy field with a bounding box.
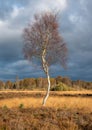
[0,90,92,130]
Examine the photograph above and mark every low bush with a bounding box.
[19,103,24,109]
[51,82,73,91]
[2,105,8,110]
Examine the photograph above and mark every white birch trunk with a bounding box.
[42,49,51,106]
[42,70,50,105]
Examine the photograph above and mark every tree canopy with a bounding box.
[23,12,67,67]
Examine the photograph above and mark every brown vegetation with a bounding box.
[0,91,92,100]
[0,107,92,130]
[0,91,92,130]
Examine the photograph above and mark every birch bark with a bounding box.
[42,49,51,105]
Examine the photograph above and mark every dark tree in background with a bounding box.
[23,12,68,105]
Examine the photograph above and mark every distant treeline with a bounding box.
[0,76,92,90]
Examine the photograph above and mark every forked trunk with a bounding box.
[42,49,51,106]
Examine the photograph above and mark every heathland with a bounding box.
[0,76,92,130]
[0,90,92,130]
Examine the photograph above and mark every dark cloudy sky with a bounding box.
[0,0,92,81]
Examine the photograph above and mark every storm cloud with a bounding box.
[0,0,92,81]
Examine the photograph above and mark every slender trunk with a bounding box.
[42,70,50,105]
[42,49,51,106]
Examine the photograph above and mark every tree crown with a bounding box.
[23,11,67,67]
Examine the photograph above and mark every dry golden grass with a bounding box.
[0,96,92,112]
[0,90,92,94]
